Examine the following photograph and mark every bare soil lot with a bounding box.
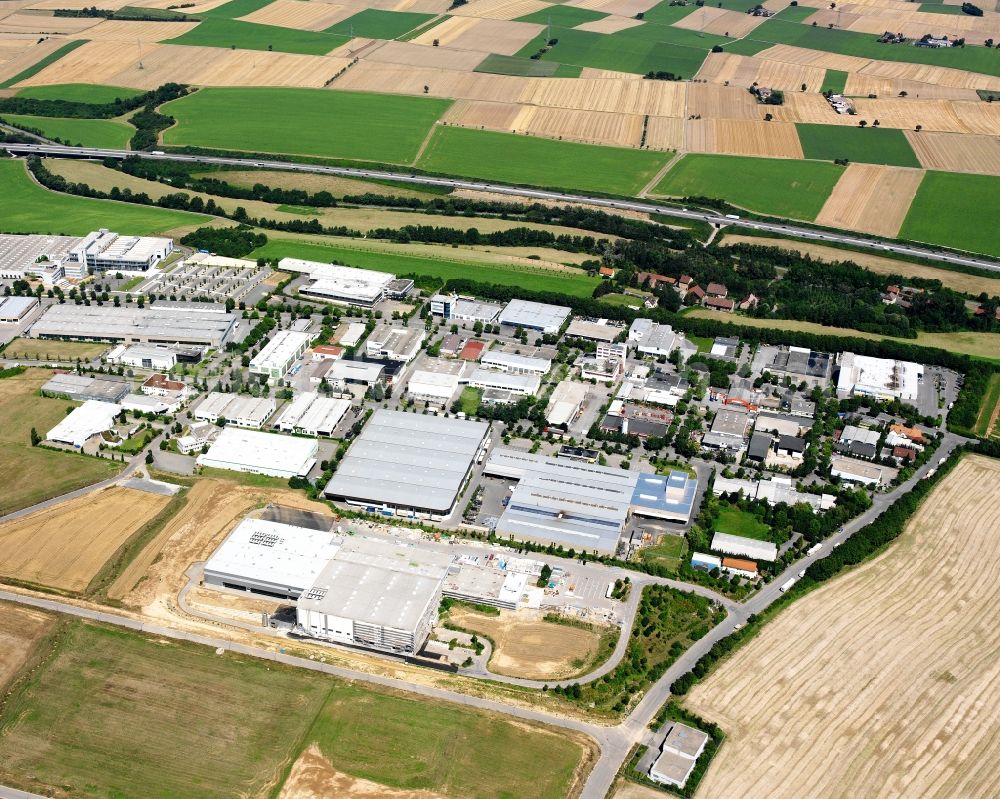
[0,486,170,592]
[684,455,1000,799]
[447,606,616,680]
[0,603,53,690]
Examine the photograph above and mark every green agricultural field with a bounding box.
[0,160,208,236]
[652,154,843,220]
[796,124,921,167]
[0,114,133,148]
[163,88,450,163]
[820,69,848,95]
[900,171,1000,258]
[0,618,590,799]
[0,369,121,516]
[515,20,729,77]
[715,506,772,542]
[417,127,670,195]
[199,0,273,17]
[251,237,600,297]
[516,5,607,25]
[0,40,87,89]
[305,681,586,799]
[168,17,348,55]
[326,8,435,38]
[475,53,579,77]
[736,17,1000,77]
[16,83,144,103]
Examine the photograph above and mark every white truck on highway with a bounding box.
[779,577,797,593]
[807,543,823,555]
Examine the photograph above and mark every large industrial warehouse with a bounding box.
[323,410,490,519]
[29,303,237,347]
[497,299,572,334]
[295,537,454,655]
[197,427,317,478]
[280,257,398,307]
[485,449,697,555]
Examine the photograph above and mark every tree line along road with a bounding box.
[2,143,998,274]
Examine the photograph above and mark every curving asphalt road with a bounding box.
[2,143,998,273]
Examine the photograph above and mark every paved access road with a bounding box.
[0,433,969,799]
[3,143,997,273]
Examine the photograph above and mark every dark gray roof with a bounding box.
[747,432,773,461]
[777,435,806,453]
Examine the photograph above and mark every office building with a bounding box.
[280,258,396,307]
[249,330,311,382]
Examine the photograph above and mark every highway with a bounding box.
[3,142,999,273]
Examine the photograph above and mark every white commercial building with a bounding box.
[106,343,178,370]
[46,400,121,448]
[197,427,317,478]
[296,537,453,655]
[276,392,351,436]
[566,318,623,343]
[481,350,551,376]
[710,532,777,562]
[193,392,275,428]
[545,380,589,427]
[836,352,923,402]
[365,326,424,363]
[176,421,218,454]
[628,319,696,359]
[64,229,172,273]
[338,322,367,347]
[498,298,571,334]
[649,722,710,788]
[281,258,395,308]
[203,518,342,599]
[831,454,896,486]
[325,359,384,387]
[430,294,502,323]
[469,368,540,397]
[250,330,311,382]
[29,303,237,347]
[406,367,466,404]
[0,296,38,323]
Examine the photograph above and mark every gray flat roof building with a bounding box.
[0,296,38,323]
[41,373,129,403]
[498,299,571,334]
[323,410,489,518]
[29,303,237,347]
[746,431,773,462]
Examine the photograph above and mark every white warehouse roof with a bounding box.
[836,352,922,402]
[710,532,777,562]
[481,350,552,374]
[47,400,121,447]
[498,299,571,333]
[250,330,310,372]
[197,427,317,478]
[280,258,394,304]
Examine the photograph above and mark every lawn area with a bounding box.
[163,87,451,163]
[251,236,600,297]
[687,308,1000,362]
[599,293,644,309]
[973,372,1000,439]
[0,41,86,89]
[458,386,481,415]
[899,171,1000,258]
[3,338,109,361]
[737,17,1000,77]
[0,113,133,148]
[796,124,921,167]
[325,8,435,38]
[652,154,843,220]
[0,368,121,516]
[514,17,729,77]
[15,83,144,103]
[0,159,208,236]
[0,617,590,799]
[474,53,578,77]
[639,535,688,574]
[820,69,848,95]
[417,126,671,195]
[168,17,348,55]
[305,681,587,799]
[686,333,714,352]
[714,505,772,541]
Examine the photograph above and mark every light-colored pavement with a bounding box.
[3,144,998,273]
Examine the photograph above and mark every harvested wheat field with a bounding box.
[842,74,980,102]
[904,131,1000,177]
[686,118,804,158]
[239,0,356,31]
[448,0,548,19]
[109,479,331,608]
[718,234,1000,296]
[755,43,872,73]
[17,39,350,89]
[413,16,543,55]
[686,82,762,120]
[334,60,527,101]
[673,7,765,37]
[447,606,616,680]
[574,16,644,33]
[695,52,826,93]
[643,114,683,150]
[364,39,483,70]
[520,75,684,116]
[0,603,54,690]
[0,13,100,35]
[856,60,1000,92]
[0,486,171,593]
[770,92,858,125]
[849,98,974,134]
[612,781,668,799]
[815,164,923,237]
[573,0,660,15]
[74,19,200,41]
[685,454,1000,799]
[280,744,447,799]
[0,36,67,83]
[444,98,645,146]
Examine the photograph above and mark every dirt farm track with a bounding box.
[684,454,1000,799]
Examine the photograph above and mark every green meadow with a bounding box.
[796,124,921,167]
[1,114,134,148]
[16,83,144,103]
[900,171,1000,257]
[168,17,348,55]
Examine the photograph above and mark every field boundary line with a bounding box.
[639,150,683,197]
